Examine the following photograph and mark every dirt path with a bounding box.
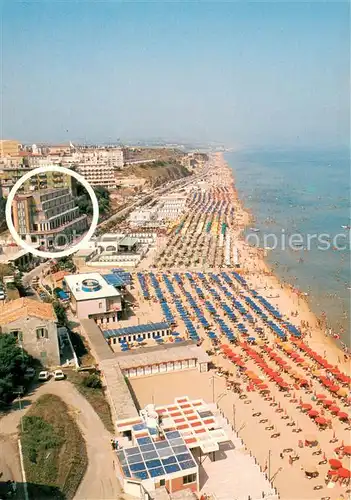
[0,380,124,500]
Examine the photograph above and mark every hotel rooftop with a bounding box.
[63,272,121,301]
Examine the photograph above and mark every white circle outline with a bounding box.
[5,165,99,259]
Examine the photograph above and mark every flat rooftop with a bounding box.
[115,342,210,370]
[118,236,139,247]
[63,272,121,301]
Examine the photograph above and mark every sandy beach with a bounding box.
[128,153,350,499]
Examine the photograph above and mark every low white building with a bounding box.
[63,272,122,325]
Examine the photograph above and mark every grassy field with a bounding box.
[20,394,88,500]
[65,370,114,433]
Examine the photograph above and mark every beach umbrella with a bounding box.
[329,385,340,393]
[338,468,351,479]
[315,417,327,426]
[316,394,326,400]
[308,410,319,418]
[329,459,342,469]
[323,400,333,407]
[342,446,351,456]
[337,412,349,421]
[301,403,312,411]
[329,405,340,414]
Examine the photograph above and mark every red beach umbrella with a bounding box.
[316,394,326,400]
[301,403,312,411]
[323,400,333,407]
[329,385,340,392]
[343,446,351,456]
[337,412,349,421]
[338,468,351,478]
[315,417,327,425]
[308,410,319,418]
[329,405,340,413]
[329,459,342,469]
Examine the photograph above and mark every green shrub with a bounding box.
[82,373,102,389]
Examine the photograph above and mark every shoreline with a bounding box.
[221,153,348,365]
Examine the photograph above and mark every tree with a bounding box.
[0,336,31,406]
[53,301,67,326]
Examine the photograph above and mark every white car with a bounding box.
[38,370,50,381]
[53,369,65,381]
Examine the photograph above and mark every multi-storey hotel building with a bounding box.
[77,162,116,189]
[13,187,88,250]
[76,149,123,189]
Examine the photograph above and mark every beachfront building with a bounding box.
[12,187,88,250]
[114,341,210,377]
[0,298,60,367]
[72,232,156,269]
[105,322,173,351]
[63,272,123,325]
[114,396,228,497]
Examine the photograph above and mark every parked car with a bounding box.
[24,367,36,380]
[38,370,50,381]
[53,369,65,381]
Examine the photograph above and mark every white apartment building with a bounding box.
[75,149,123,189]
[76,162,116,189]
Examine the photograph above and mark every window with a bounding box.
[36,327,48,339]
[159,479,166,487]
[10,330,23,342]
[183,473,196,485]
[99,302,103,309]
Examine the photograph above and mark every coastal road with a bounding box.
[0,380,125,500]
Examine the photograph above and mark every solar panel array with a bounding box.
[103,321,171,339]
[116,430,197,481]
[103,274,126,288]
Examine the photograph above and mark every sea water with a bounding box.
[225,149,350,344]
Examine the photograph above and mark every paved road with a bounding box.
[0,380,125,500]
[22,261,51,288]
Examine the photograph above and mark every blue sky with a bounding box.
[1,1,349,148]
